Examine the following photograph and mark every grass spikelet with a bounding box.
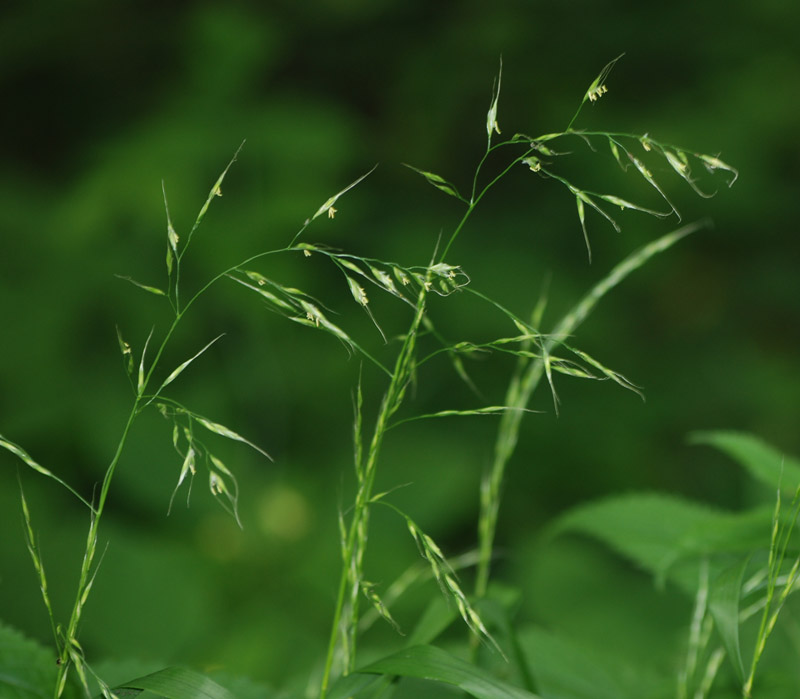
[599,193,671,217]
[162,181,179,281]
[208,453,241,527]
[698,153,738,186]
[567,53,625,129]
[182,140,245,255]
[663,149,716,198]
[608,137,628,170]
[137,328,154,396]
[189,410,272,460]
[486,57,502,142]
[627,151,681,220]
[232,272,304,313]
[570,347,645,400]
[306,164,378,227]
[368,264,402,298]
[114,275,167,297]
[19,479,59,648]
[399,510,502,655]
[362,581,403,634]
[152,333,225,398]
[745,480,800,696]
[352,369,365,482]
[168,445,196,514]
[388,405,537,430]
[402,163,464,201]
[575,194,591,262]
[115,326,134,377]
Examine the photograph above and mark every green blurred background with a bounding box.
[1,0,798,691]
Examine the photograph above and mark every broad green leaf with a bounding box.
[519,627,671,699]
[109,667,234,699]
[403,163,462,199]
[0,621,72,699]
[326,674,385,699]
[551,493,771,584]
[689,431,800,496]
[356,645,539,699]
[476,591,536,694]
[708,557,749,683]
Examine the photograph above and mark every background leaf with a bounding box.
[518,626,671,699]
[109,667,235,699]
[690,431,800,495]
[0,622,80,699]
[356,644,539,699]
[707,556,748,683]
[551,493,771,585]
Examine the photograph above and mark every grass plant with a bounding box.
[7,56,796,699]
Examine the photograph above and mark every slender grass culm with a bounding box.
[1,56,741,698]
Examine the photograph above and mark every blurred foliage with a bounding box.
[1,0,798,691]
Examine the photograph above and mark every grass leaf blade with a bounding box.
[357,645,538,699]
[111,666,235,699]
[1,436,93,510]
[403,163,463,200]
[708,557,749,683]
[688,430,800,496]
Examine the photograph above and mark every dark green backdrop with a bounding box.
[1,0,798,689]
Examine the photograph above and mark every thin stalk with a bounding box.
[439,146,534,263]
[320,279,429,698]
[54,401,139,694]
[51,230,268,696]
[474,221,708,603]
